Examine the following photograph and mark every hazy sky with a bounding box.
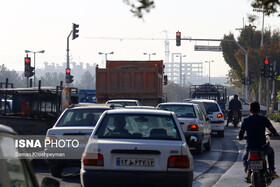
[0,0,279,77]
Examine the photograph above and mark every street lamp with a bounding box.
[98,51,114,62]
[176,54,186,86]
[143,52,156,61]
[205,60,214,84]
[25,50,45,87]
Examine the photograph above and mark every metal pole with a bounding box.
[259,78,262,103]
[209,62,210,83]
[261,11,265,47]
[67,31,72,69]
[272,61,276,113]
[66,31,72,87]
[33,52,36,87]
[180,55,182,86]
[259,11,265,103]
[245,52,248,99]
[266,78,269,115]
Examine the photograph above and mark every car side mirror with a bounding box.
[41,177,60,187]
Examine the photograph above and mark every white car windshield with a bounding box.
[56,109,106,127]
[204,103,220,114]
[96,114,181,140]
[107,101,138,106]
[158,105,196,118]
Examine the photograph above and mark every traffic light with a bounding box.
[176,31,181,46]
[262,58,270,78]
[66,68,74,83]
[24,57,35,78]
[247,71,254,85]
[274,70,279,80]
[72,23,79,40]
[268,62,274,79]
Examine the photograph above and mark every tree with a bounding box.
[0,64,25,87]
[222,25,280,101]
[251,0,280,16]
[39,72,65,87]
[123,1,280,18]
[123,0,155,18]
[75,71,95,89]
[163,82,188,102]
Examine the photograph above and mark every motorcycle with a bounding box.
[228,109,240,127]
[246,134,273,187]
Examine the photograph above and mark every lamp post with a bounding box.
[143,52,156,61]
[205,60,214,84]
[176,54,186,86]
[253,8,269,104]
[25,50,45,87]
[98,51,114,66]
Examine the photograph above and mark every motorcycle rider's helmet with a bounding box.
[234,94,238,99]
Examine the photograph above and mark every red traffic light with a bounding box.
[25,57,31,64]
[264,59,269,65]
[66,68,71,74]
[176,32,181,37]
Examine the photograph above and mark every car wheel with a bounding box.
[195,142,203,154]
[204,136,211,151]
[50,166,63,178]
[218,130,224,137]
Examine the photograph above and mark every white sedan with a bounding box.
[80,109,193,187]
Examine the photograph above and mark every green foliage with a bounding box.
[163,82,188,102]
[0,64,25,87]
[123,0,155,18]
[222,25,280,100]
[268,110,280,122]
[251,0,280,16]
[75,71,95,89]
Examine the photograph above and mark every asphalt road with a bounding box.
[33,120,280,187]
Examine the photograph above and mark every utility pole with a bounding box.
[272,61,276,113]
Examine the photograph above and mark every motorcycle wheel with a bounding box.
[233,118,238,127]
[251,172,266,187]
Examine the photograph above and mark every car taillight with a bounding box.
[83,153,104,166]
[217,113,223,118]
[250,153,259,160]
[168,155,190,168]
[188,124,199,131]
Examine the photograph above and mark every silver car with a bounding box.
[157,102,212,154]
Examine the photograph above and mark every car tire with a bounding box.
[195,142,203,154]
[218,130,224,137]
[204,136,211,151]
[50,166,63,178]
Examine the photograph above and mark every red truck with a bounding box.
[96,60,167,106]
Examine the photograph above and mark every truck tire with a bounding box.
[218,130,224,137]
[195,142,203,154]
[50,166,63,178]
[204,136,212,151]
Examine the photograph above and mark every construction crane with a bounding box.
[84,31,172,63]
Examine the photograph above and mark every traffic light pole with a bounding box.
[266,78,269,115]
[66,31,72,86]
[272,61,276,113]
[67,31,72,69]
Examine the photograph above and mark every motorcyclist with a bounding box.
[226,94,242,126]
[237,101,279,182]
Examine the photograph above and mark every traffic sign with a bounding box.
[194,45,222,52]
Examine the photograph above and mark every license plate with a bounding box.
[248,160,263,170]
[116,157,155,167]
